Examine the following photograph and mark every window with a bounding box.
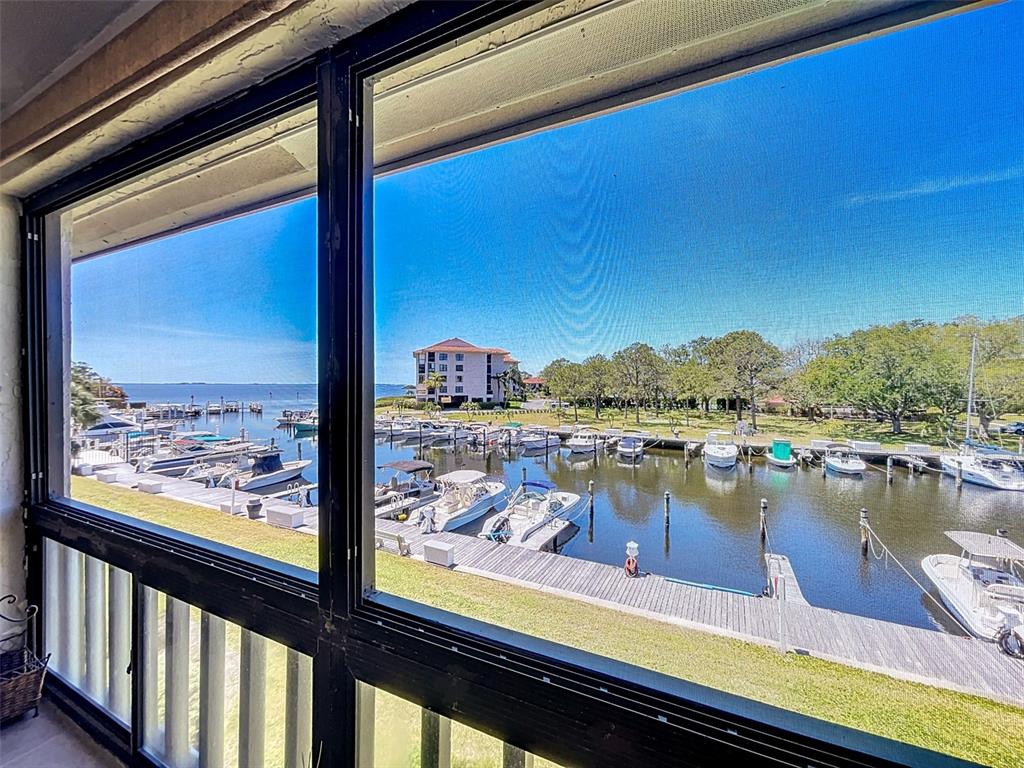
[454,353,464,361]
[369,3,1024,766]
[455,376,462,383]
[55,106,318,575]
[22,3,1023,768]
[439,364,447,372]
[438,353,447,361]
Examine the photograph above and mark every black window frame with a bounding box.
[18,2,986,767]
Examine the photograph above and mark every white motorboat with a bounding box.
[410,470,508,532]
[374,459,437,516]
[478,481,582,547]
[219,450,311,491]
[79,406,140,438]
[616,434,646,462]
[766,439,797,469]
[703,431,738,469]
[180,461,233,485]
[922,531,1024,646]
[566,427,601,454]
[941,452,1024,492]
[137,434,256,476]
[824,444,866,475]
[521,430,560,451]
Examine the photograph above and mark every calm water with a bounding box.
[117,384,1024,634]
[374,439,1024,634]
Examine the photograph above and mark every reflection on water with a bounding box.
[374,438,1024,633]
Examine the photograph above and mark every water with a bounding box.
[374,439,1024,634]
[115,383,1024,634]
[117,383,405,494]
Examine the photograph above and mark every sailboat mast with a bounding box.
[965,334,977,443]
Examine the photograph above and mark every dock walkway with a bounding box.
[377,519,1024,707]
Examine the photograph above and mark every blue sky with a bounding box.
[73,2,1023,384]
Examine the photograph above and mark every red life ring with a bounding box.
[624,555,639,577]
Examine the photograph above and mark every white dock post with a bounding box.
[238,629,268,768]
[759,498,767,542]
[165,597,191,768]
[84,555,107,702]
[108,565,131,722]
[284,647,313,768]
[886,456,893,484]
[199,612,226,768]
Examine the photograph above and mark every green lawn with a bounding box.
[72,477,1024,767]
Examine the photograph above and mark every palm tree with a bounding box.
[422,371,446,403]
[493,367,524,404]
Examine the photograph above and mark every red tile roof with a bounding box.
[523,376,545,385]
[413,337,512,356]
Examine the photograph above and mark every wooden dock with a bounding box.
[376,519,1024,707]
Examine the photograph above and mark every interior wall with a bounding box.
[0,193,25,624]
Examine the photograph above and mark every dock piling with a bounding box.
[663,491,670,527]
[886,456,893,484]
[521,466,527,485]
[297,442,302,460]
[955,463,963,490]
[759,498,767,542]
[859,508,869,557]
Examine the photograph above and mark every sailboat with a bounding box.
[941,337,1024,492]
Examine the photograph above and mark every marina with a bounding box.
[70,383,1024,709]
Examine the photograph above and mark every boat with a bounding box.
[566,427,601,454]
[180,461,233,485]
[766,439,797,469]
[703,431,738,469]
[478,481,582,547]
[218,449,311,491]
[293,409,319,433]
[409,470,508,532]
[521,430,560,451]
[824,444,866,475]
[374,460,437,516]
[616,434,645,462]
[940,452,1024,492]
[136,433,257,476]
[922,530,1024,644]
[940,335,1024,492]
[79,407,141,439]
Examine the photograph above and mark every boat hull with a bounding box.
[704,447,737,469]
[825,457,865,475]
[921,554,1007,640]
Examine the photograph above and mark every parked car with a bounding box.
[999,421,1024,435]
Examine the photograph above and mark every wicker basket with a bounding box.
[0,595,49,722]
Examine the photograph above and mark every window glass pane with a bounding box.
[370,3,1024,766]
[362,684,564,768]
[140,586,312,768]
[58,106,318,575]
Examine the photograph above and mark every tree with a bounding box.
[818,322,937,434]
[705,331,782,431]
[542,358,585,421]
[580,355,612,418]
[70,362,102,428]
[422,371,445,403]
[780,341,827,420]
[611,343,666,424]
[493,366,525,404]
